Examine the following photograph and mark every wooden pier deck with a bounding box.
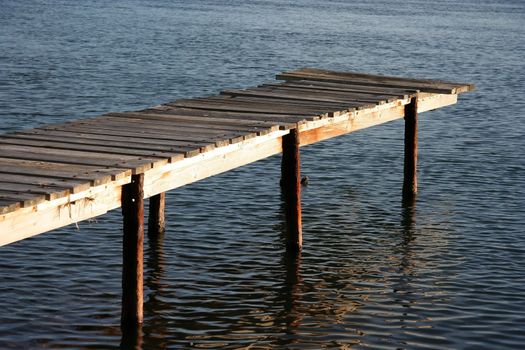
[0,68,473,324]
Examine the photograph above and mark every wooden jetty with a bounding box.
[0,68,474,325]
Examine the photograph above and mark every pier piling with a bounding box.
[148,193,166,236]
[121,174,145,326]
[403,97,418,200]
[281,129,303,252]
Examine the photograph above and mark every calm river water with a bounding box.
[1,0,524,349]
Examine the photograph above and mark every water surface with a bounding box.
[1,0,524,349]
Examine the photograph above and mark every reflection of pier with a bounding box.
[0,69,473,327]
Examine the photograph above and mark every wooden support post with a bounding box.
[148,192,166,235]
[121,174,145,326]
[281,129,303,252]
[403,97,418,201]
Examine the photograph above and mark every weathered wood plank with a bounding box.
[0,172,91,194]
[0,136,182,162]
[215,95,374,111]
[0,157,129,184]
[108,112,284,131]
[168,99,330,116]
[257,84,405,101]
[0,199,20,215]
[221,87,390,105]
[277,69,468,94]
[262,81,416,97]
[144,107,310,129]
[293,68,475,92]
[278,68,474,94]
[208,94,364,110]
[0,190,47,208]
[83,115,277,136]
[0,144,162,174]
[0,181,70,201]
[147,107,309,125]
[13,129,209,156]
[39,122,248,147]
[0,175,130,246]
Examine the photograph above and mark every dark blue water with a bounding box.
[1,0,524,348]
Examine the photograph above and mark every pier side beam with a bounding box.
[148,193,166,235]
[281,129,303,252]
[403,97,418,201]
[121,174,145,326]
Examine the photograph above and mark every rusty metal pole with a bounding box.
[121,174,145,326]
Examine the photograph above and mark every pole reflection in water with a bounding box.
[275,193,304,347]
[143,228,170,348]
[401,195,417,248]
[120,323,143,350]
[282,251,303,332]
[121,225,169,349]
[393,195,418,326]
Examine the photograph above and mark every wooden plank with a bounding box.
[0,190,47,208]
[0,181,70,201]
[147,106,309,124]
[213,95,373,111]
[84,115,276,136]
[108,112,285,131]
[221,87,391,104]
[168,99,331,116]
[0,176,129,246]
[18,127,222,153]
[0,199,20,215]
[258,84,405,101]
[68,120,260,143]
[0,144,162,174]
[0,136,182,163]
[144,106,310,128]
[0,172,91,194]
[262,81,416,97]
[61,118,244,137]
[0,133,188,160]
[0,157,128,184]
[12,129,210,156]
[293,68,475,92]
[207,94,364,110]
[277,70,462,94]
[45,122,232,138]
[35,124,241,148]
[141,130,287,199]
